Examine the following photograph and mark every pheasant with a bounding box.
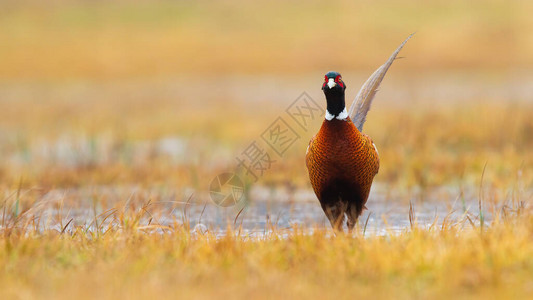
[306,35,412,232]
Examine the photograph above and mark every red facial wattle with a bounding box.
[335,75,344,88]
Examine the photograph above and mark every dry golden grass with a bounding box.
[0,193,531,300]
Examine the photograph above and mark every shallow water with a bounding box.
[183,190,487,236]
[7,184,502,236]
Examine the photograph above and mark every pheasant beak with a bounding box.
[327,78,336,89]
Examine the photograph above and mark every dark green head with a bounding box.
[325,71,341,79]
[322,71,346,91]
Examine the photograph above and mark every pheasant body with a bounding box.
[306,116,379,230]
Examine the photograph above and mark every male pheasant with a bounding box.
[306,35,412,232]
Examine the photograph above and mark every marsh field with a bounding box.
[1,0,533,299]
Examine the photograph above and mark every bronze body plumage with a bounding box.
[306,116,379,230]
[305,35,412,232]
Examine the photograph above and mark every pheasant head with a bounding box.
[322,71,348,121]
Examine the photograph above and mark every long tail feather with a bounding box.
[349,33,414,132]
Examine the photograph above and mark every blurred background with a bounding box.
[0,0,531,207]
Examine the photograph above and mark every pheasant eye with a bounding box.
[335,75,341,82]
[324,75,328,81]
